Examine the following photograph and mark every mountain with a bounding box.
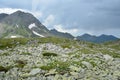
[0,10,119,41]
[77,33,119,43]
[50,29,74,39]
[0,11,51,38]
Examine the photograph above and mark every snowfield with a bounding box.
[28,23,37,29]
[32,31,45,37]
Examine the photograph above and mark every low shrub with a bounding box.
[42,52,58,57]
[0,65,12,72]
[15,60,27,68]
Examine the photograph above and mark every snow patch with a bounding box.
[32,31,45,37]
[11,36,17,38]
[28,23,37,29]
[16,24,19,28]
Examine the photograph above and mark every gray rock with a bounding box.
[82,61,93,69]
[29,68,41,76]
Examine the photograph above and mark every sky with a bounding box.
[0,0,120,37]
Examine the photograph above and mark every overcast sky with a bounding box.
[0,0,120,37]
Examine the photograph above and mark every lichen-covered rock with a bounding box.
[69,65,81,72]
[29,68,41,76]
[82,61,93,69]
[103,54,113,61]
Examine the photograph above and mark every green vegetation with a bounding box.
[80,48,96,54]
[21,52,31,55]
[100,49,120,58]
[0,65,12,72]
[0,52,9,56]
[15,60,27,68]
[15,26,32,37]
[71,61,84,68]
[0,65,8,72]
[42,52,58,57]
[0,38,28,49]
[0,37,82,49]
[61,43,71,49]
[40,61,70,74]
[0,37,119,58]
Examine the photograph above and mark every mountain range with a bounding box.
[0,11,119,43]
[77,34,119,43]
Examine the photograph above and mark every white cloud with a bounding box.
[32,0,41,11]
[0,8,27,14]
[0,8,42,19]
[32,11,42,18]
[43,14,55,27]
[54,24,78,35]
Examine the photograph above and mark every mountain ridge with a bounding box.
[50,29,74,39]
[0,10,119,43]
[77,33,119,43]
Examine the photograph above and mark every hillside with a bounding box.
[0,37,120,80]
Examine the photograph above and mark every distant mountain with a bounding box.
[77,33,119,43]
[50,29,74,39]
[0,11,51,38]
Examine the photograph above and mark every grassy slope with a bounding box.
[0,37,119,58]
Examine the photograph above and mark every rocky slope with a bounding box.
[0,37,120,80]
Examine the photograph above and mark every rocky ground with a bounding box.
[0,38,120,80]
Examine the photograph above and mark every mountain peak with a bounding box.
[82,33,91,37]
[11,10,28,16]
[80,33,96,38]
[14,10,25,14]
[51,29,57,31]
[1,10,40,26]
[10,10,32,18]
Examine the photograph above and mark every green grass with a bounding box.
[0,37,119,59]
[40,60,70,74]
[21,52,31,55]
[0,38,29,49]
[100,49,120,58]
[0,52,9,56]
[60,43,72,49]
[80,48,95,54]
